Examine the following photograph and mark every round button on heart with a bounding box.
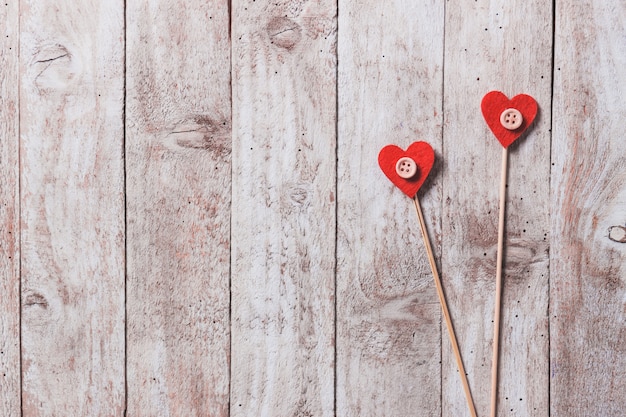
[500,108,523,130]
[395,156,418,179]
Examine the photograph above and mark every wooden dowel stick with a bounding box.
[490,147,508,417]
[413,196,477,417]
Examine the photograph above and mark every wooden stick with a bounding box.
[413,196,477,417]
[490,147,508,417]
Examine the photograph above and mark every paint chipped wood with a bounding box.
[125,1,232,416]
[230,1,337,415]
[19,1,126,415]
[550,1,626,415]
[0,0,20,414]
[442,1,552,415]
[3,2,626,415]
[337,1,445,415]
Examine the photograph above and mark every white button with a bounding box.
[500,108,523,130]
[395,157,418,179]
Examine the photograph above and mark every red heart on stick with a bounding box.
[378,141,435,198]
[481,91,538,148]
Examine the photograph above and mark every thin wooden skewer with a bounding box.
[490,147,508,417]
[413,195,477,417]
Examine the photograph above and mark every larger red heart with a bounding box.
[481,91,538,148]
[378,141,435,198]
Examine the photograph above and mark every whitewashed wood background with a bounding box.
[1,1,625,416]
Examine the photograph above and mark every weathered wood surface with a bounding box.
[0,0,20,415]
[19,0,126,415]
[336,1,444,416]
[442,1,552,415]
[551,1,626,415]
[4,1,626,416]
[230,1,337,415]
[125,0,231,416]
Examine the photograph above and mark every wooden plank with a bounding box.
[336,1,444,415]
[230,1,336,415]
[19,0,126,415]
[0,0,20,414]
[125,1,231,416]
[441,1,552,415]
[550,2,626,415]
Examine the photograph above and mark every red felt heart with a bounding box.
[378,141,435,198]
[481,91,538,148]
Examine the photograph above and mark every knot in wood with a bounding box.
[31,44,77,93]
[609,226,626,243]
[267,17,301,50]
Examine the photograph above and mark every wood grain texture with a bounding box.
[442,1,552,415]
[336,1,444,415]
[550,1,626,415]
[0,0,20,414]
[5,3,626,415]
[19,0,126,415]
[125,1,231,416]
[230,1,337,415]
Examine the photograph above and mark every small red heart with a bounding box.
[481,91,538,148]
[378,141,435,198]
